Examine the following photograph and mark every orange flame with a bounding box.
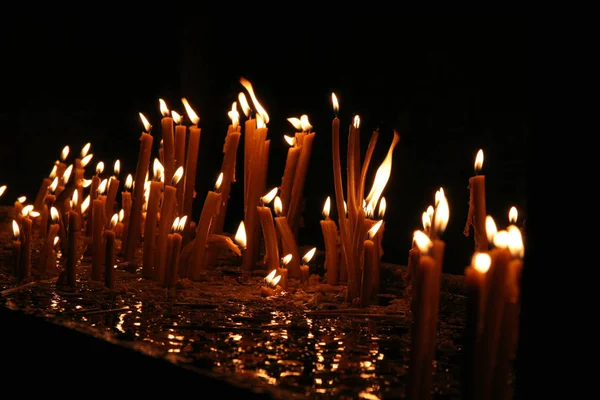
[322,196,331,219]
[228,102,239,127]
[300,115,312,132]
[139,112,152,132]
[98,179,108,195]
[82,179,92,188]
[509,206,518,224]
[72,190,79,207]
[119,209,124,222]
[0,185,6,198]
[215,172,224,191]
[81,195,90,214]
[422,211,431,232]
[331,93,339,114]
[125,174,133,190]
[365,132,400,211]
[353,115,360,129]
[274,196,283,216]
[282,254,293,266]
[240,77,269,123]
[287,117,302,131]
[172,166,184,186]
[50,207,59,223]
[62,164,74,185]
[474,149,484,174]
[485,215,497,243]
[507,225,524,259]
[492,230,510,248]
[60,145,70,161]
[17,195,26,203]
[21,205,33,217]
[261,187,278,205]
[265,269,281,288]
[235,221,247,249]
[153,159,164,182]
[472,252,491,274]
[238,92,251,117]
[49,165,57,179]
[413,230,433,253]
[114,160,120,175]
[302,247,317,264]
[171,110,183,124]
[433,190,449,235]
[96,161,105,174]
[159,98,169,118]
[110,213,119,229]
[177,216,187,232]
[378,197,387,219]
[81,153,93,167]
[80,142,91,158]
[12,220,20,240]
[368,220,383,239]
[284,135,295,146]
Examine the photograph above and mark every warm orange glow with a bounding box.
[153,158,164,182]
[49,177,58,193]
[331,93,339,114]
[12,220,20,239]
[119,209,124,222]
[322,196,331,219]
[181,98,200,125]
[256,114,266,129]
[433,191,449,235]
[81,195,90,214]
[98,179,108,195]
[509,206,518,224]
[53,236,59,246]
[125,174,133,190]
[228,102,239,127]
[492,230,510,248]
[81,142,91,158]
[474,149,484,174]
[171,217,180,232]
[507,225,524,259]
[368,220,383,239]
[0,185,7,198]
[159,98,169,117]
[353,115,361,129]
[365,202,374,219]
[283,135,295,146]
[344,201,347,215]
[82,179,92,188]
[282,253,293,266]
[114,160,121,175]
[238,92,251,117]
[63,165,74,184]
[274,196,283,216]
[240,77,269,124]
[261,187,278,205]
[365,132,400,211]
[29,210,40,218]
[378,197,387,219]
[287,117,302,131]
[422,211,431,232]
[435,187,445,206]
[17,196,26,203]
[265,269,281,288]
[72,190,79,207]
[215,172,224,191]
[472,252,491,274]
[172,166,184,185]
[50,206,59,223]
[60,145,70,161]
[96,161,105,174]
[110,213,119,229]
[413,230,433,253]
[177,216,187,232]
[426,205,434,222]
[139,112,152,132]
[49,165,57,179]
[486,215,497,243]
[172,110,183,124]
[300,115,312,132]
[21,205,33,217]
[235,221,247,249]
[81,153,94,168]
[303,247,317,264]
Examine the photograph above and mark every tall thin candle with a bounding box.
[159,99,175,185]
[181,98,201,228]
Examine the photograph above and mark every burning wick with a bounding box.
[261,269,282,297]
[300,247,317,284]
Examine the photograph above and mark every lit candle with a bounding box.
[277,254,291,290]
[120,174,133,254]
[143,159,164,279]
[38,207,60,275]
[0,185,5,198]
[39,203,49,239]
[234,221,247,252]
[273,196,301,278]
[181,98,201,228]
[115,209,124,239]
[166,216,186,288]
[257,188,280,272]
[406,192,449,400]
[104,213,118,289]
[238,91,253,206]
[14,196,26,223]
[33,177,52,212]
[65,201,81,287]
[279,134,300,216]
[464,149,488,251]
[405,208,431,286]
[91,190,105,281]
[260,269,281,297]
[320,196,340,285]
[104,160,120,226]
[11,220,21,277]
[19,208,38,281]
[360,220,383,307]
[300,247,316,284]
[154,167,183,283]
[187,177,222,280]
[125,113,154,263]
[55,145,71,181]
[159,99,175,185]
[172,111,187,215]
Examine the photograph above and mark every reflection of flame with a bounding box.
[96,161,105,174]
[274,196,283,216]
[153,159,164,182]
[159,98,169,117]
[240,77,269,123]
[51,207,59,223]
[486,215,497,243]
[172,166,184,185]
[282,254,293,266]
[331,93,339,113]
[378,197,386,218]
[287,117,302,130]
[125,174,133,190]
[238,92,251,117]
[303,247,317,264]
[474,149,484,174]
[81,142,91,158]
[300,115,312,131]
[17,195,27,203]
[283,135,295,146]
[81,154,93,168]
[353,115,360,129]
[265,269,281,288]
[110,213,119,229]
[139,112,152,132]
[413,230,433,253]
[368,220,383,239]
[509,206,518,224]
[365,132,400,211]
[181,98,200,125]
[322,196,331,219]
[235,221,247,249]
[81,196,90,213]
[172,110,182,124]
[261,187,278,205]
[422,211,431,232]
[215,172,223,191]
[227,102,239,127]
[433,190,449,235]
[472,252,491,273]
[492,230,510,248]
[507,225,524,259]
[61,145,70,161]
[0,185,6,197]
[12,220,20,240]
[114,160,120,175]
[63,165,74,185]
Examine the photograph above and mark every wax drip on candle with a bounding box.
[235,221,247,249]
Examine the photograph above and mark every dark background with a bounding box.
[0,9,527,275]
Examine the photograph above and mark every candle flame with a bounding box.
[0,185,6,197]
[300,115,312,132]
[81,195,90,213]
[50,206,59,223]
[110,213,119,229]
[261,187,278,205]
[12,220,20,240]
[235,221,247,249]
[265,269,281,288]
[159,98,170,117]
[60,145,70,161]
[228,102,239,127]
[98,179,108,195]
[22,205,33,217]
[171,217,180,232]
[81,142,91,158]
[322,196,331,219]
[284,135,295,146]
[344,201,347,215]
[486,215,498,243]
[53,236,59,246]
[331,93,339,114]
[472,252,491,274]
[29,211,40,218]
[287,117,302,131]
[82,179,92,188]
[493,230,510,248]
[238,92,251,117]
[422,211,431,232]
[114,160,121,175]
[49,165,57,179]
[368,220,383,239]
[96,161,105,174]
[433,190,449,236]
[474,149,484,174]
[256,114,266,129]
[63,164,73,185]
[282,254,293,266]
[153,159,164,182]
[81,154,93,168]
[119,209,124,222]
[365,131,400,211]
[413,230,433,253]
[274,196,283,216]
[507,225,524,259]
[365,202,374,219]
[178,216,187,232]
[240,77,269,124]
[426,205,434,222]
[509,206,518,224]
[139,112,152,132]
[435,188,445,206]
[172,110,183,124]
[172,166,184,185]
[353,115,361,129]
[378,197,387,218]
[302,247,317,264]
[215,172,224,191]
[125,174,133,190]
[72,190,79,207]
[17,195,27,203]
[48,177,58,194]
